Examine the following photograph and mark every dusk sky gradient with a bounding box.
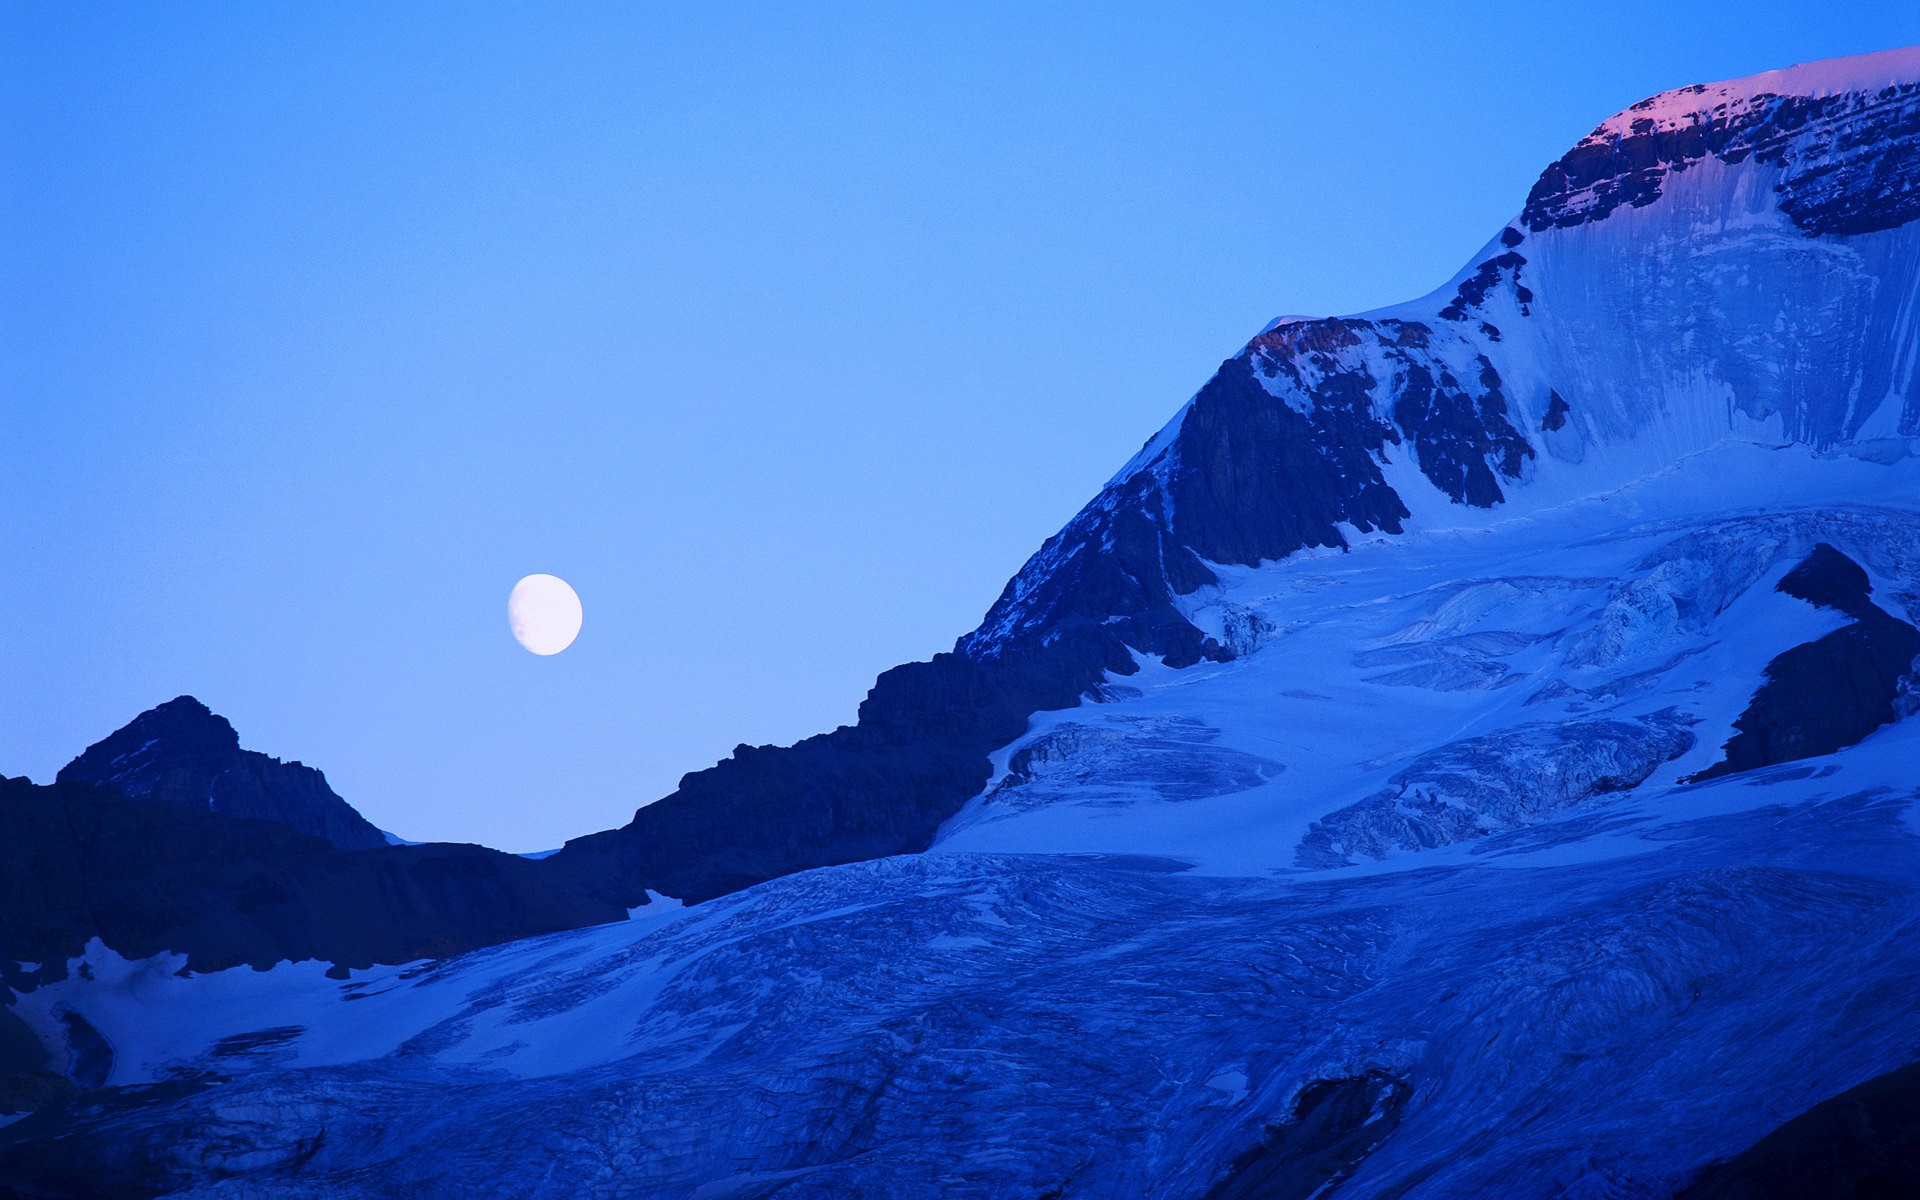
[7,3,1920,850]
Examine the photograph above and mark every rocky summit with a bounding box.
[8,45,1920,1200]
[56,696,389,851]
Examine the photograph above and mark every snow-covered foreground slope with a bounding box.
[10,747,1920,1198]
[10,46,1920,1199]
[10,441,1920,1198]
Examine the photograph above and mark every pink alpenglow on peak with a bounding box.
[1592,44,1920,139]
[1519,45,1920,238]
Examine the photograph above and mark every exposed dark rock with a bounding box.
[1388,356,1533,507]
[0,776,629,973]
[57,697,387,851]
[1523,81,1920,237]
[1438,250,1533,320]
[553,630,1134,904]
[960,316,1541,664]
[0,1009,47,1081]
[1542,389,1570,432]
[1677,1060,1920,1199]
[1776,540,1877,617]
[1168,345,1413,558]
[1693,544,1920,780]
[57,1011,111,1090]
[1200,1071,1412,1200]
[0,1008,74,1118]
[560,314,1547,907]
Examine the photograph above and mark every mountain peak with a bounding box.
[1524,45,1920,237]
[57,695,239,793]
[57,698,387,851]
[1600,45,1920,137]
[957,46,1920,674]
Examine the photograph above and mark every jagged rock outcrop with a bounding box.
[554,632,1131,903]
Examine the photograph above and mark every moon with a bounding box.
[508,574,583,656]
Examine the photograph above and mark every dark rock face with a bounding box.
[0,1009,72,1118]
[1541,389,1571,432]
[1235,321,1531,510]
[56,697,387,851]
[1200,1072,1412,1200]
[1678,1060,1920,1199]
[1172,346,1410,565]
[1523,81,1920,237]
[558,314,1547,908]
[958,329,1425,667]
[1388,358,1532,508]
[965,318,1532,661]
[56,1012,111,1090]
[0,776,629,973]
[554,631,1134,904]
[1776,540,1878,616]
[1694,544,1920,780]
[1438,249,1533,320]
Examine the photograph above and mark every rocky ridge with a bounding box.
[553,46,1920,908]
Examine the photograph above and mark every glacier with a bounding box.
[9,45,1920,1200]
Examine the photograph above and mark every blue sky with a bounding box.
[6,3,1920,851]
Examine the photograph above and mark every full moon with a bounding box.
[508,574,583,656]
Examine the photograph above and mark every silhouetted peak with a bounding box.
[54,697,387,851]
[57,696,239,794]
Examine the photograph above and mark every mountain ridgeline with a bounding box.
[11,48,1920,1197]
[11,48,1920,971]
[2,703,628,975]
[553,48,1920,905]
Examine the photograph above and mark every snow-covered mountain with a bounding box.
[553,44,1920,913]
[9,46,1920,1199]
